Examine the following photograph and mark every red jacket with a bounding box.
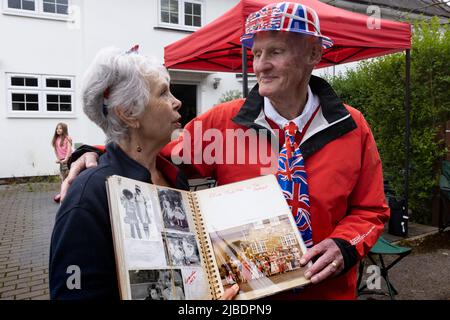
[162,76,390,299]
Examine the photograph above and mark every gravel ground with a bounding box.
[359,231,450,300]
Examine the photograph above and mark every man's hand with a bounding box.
[300,238,344,284]
[60,152,99,202]
[218,284,239,300]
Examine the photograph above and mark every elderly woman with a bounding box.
[49,46,187,299]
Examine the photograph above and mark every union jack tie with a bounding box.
[276,121,313,248]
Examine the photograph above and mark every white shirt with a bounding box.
[263,85,320,132]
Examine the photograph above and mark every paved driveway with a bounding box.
[0,183,59,300]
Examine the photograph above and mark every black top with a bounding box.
[49,143,188,299]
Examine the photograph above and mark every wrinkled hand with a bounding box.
[60,152,99,202]
[300,238,344,284]
[55,159,61,164]
[218,284,239,300]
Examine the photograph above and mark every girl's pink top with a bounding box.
[55,136,70,160]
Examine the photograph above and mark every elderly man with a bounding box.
[64,2,389,300]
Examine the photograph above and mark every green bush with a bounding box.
[218,90,243,104]
[329,18,450,223]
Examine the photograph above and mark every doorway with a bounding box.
[170,84,197,127]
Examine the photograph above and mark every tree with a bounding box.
[329,18,449,223]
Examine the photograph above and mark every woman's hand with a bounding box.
[60,152,99,201]
[55,159,61,164]
[218,284,239,300]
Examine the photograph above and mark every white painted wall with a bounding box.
[0,0,240,178]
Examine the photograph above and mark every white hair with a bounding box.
[82,46,168,143]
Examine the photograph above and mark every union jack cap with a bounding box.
[240,2,333,49]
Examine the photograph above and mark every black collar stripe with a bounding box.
[231,75,357,158]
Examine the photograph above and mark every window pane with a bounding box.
[47,103,59,111]
[47,94,58,102]
[59,79,71,88]
[26,94,38,102]
[46,79,58,87]
[193,16,201,27]
[12,93,25,102]
[161,11,169,23]
[44,0,56,3]
[43,2,55,12]
[170,0,178,11]
[170,13,178,24]
[22,0,35,11]
[60,95,71,103]
[25,78,38,86]
[11,77,25,86]
[185,15,192,26]
[161,0,169,11]
[60,104,72,112]
[193,3,200,15]
[26,103,39,111]
[56,4,68,14]
[57,0,68,4]
[184,2,192,14]
[8,0,21,9]
[12,102,25,111]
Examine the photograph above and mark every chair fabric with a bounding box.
[370,236,411,255]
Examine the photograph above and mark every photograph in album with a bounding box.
[163,232,201,267]
[158,188,190,232]
[210,214,307,296]
[129,269,185,300]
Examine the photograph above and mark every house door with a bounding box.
[170,84,197,127]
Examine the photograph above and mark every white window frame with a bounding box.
[251,240,267,254]
[8,90,41,113]
[158,0,204,32]
[6,73,76,118]
[2,0,73,21]
[280,234,297,247]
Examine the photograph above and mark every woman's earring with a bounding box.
[137,145,142,153]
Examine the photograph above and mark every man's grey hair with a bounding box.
[82,47,168,143]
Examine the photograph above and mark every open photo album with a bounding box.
[106,174,311,300]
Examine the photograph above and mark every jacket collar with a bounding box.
[231,75,357,158]
[233,75,351,127]
[104,143,189,191]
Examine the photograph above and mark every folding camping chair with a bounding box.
[357,236,411,300]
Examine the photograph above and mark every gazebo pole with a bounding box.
[404,49,411,235]
[242,45,249,98]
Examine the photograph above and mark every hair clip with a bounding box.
[102,87,110,116]
[126,44,139,54]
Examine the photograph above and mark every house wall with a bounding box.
[0,0,240,178]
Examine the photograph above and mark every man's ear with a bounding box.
[307,40,323,66]
[114,107,140,129]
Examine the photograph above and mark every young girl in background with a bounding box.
[51,123,72,202]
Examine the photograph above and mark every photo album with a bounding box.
[106,174,311,300]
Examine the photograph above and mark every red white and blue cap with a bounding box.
[240,2,333,49]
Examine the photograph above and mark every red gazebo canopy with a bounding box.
[164,0,411,72]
